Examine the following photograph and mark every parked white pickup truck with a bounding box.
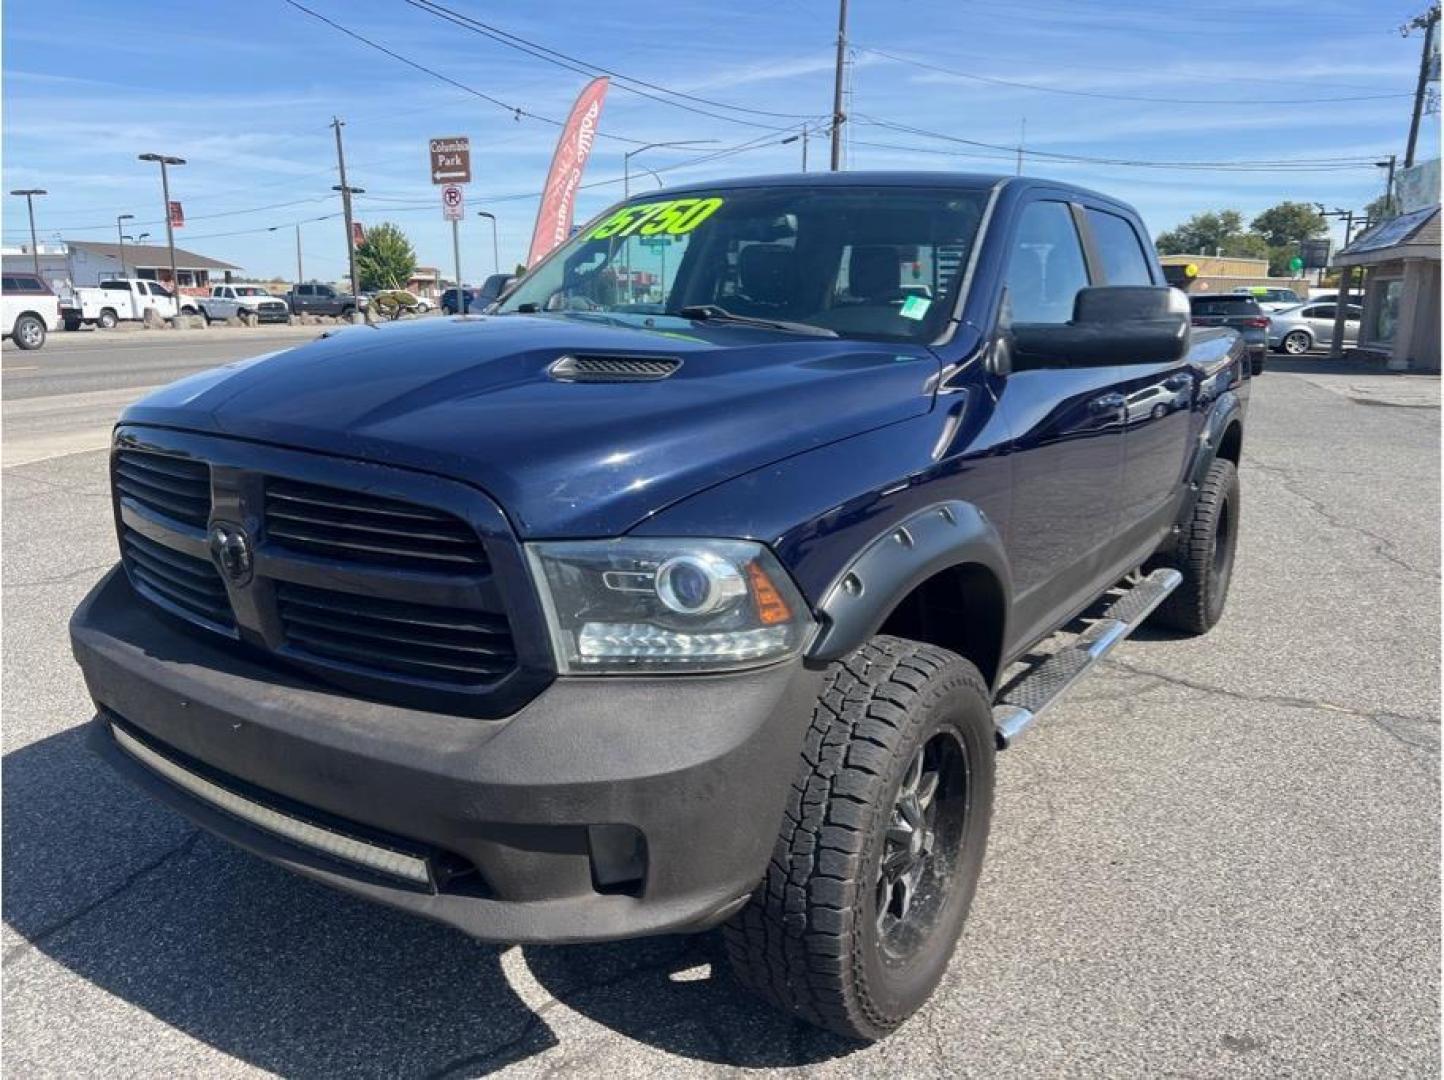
[2,271,60,350]
[196,284,292,324]
[59,277,197,330]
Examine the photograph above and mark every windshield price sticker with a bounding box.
[588,197,724,240]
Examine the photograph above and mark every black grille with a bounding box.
[277,583,515,686]
[114,449,210,528]
[121,527,233,629]
[264,479,488,572]
[549,355,682,382]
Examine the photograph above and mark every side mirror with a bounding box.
[1010,286,1191,369]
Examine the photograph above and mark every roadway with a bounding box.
[2,341,1439,1077]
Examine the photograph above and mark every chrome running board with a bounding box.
[992,568,1182,749]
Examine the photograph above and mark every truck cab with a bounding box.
[288,281,357,318]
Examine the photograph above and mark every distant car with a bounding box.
[440,286,481,315]
[1231,286,1305,313]
[287,281,358,318]
[1267,302,1362,355]
[2,272,59,350]
[1190,294,1268,375]
[197,284,291,324]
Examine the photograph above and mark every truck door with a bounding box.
[1082,207,1195,544]
[995,199,1129,644]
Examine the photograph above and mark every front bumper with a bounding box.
[73,567,821,943]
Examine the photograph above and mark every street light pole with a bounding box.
[116,213,134,275]
[331,117,362,300]
[622,140,716,199]
[270,225,305,285]
[830,0,849,171]
[476,211,499,276]
[10,189,47,276]
[138,154,185,303]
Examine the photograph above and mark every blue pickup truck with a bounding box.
[72,173,1248,1040]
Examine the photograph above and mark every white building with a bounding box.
[2,240,241,295]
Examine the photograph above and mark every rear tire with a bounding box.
[97,309,118,330]
[1148,457,1239,635]
[12,314,46,350]
[1251,355,1264,376]
[724,636,995,1041]
[1282,330,1310,356]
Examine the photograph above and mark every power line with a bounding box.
[854,44,1417,105]
[403,0,819,125]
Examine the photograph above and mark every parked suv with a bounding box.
[2,272,58,350]
[440,286,480,315]
[74,174,1248,1040]
[1190,293,1268,374]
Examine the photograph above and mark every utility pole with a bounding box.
[477,211,499,276]
[802,126,809,171]
[830,0,849,171]
[1016,118,1027,176]
[138,154,184,301]
[331,117,361,300]
[1405,6,1440,168]
[116,213,134,275]
[296,223,304,284]
[1379,153,1398,214]
[10,189,47,276]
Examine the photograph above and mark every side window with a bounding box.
[2,277,17,292]
[1084,209,1154,286]
[298,284,314,296]
[1308,305,1336,319]
[1005,201,1091,325]
[100,280,131,292]
[318,285,335,298]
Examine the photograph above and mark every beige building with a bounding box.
[1334,204,1440,372]
[1158,254,1309,296]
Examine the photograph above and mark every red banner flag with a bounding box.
[168,201,184,228]
[526,76,609,267]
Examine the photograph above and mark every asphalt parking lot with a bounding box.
[2,339,1438,1077]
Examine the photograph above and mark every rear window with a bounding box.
[3,275,48,294]
[1190,296,1261,317]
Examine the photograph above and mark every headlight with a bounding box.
[526,538,814,673]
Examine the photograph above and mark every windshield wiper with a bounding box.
[671,304,838,338]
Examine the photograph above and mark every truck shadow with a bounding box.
[3,726,857,1075]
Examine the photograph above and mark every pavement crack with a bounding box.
[3,831,201,970]
[1244,456,1439,581]
[1105,658,1440,774]
[4,560,114,589]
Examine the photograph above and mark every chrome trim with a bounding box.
[992,567,1181,749]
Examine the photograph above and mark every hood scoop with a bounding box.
[548,354,682,383]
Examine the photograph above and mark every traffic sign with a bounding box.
[1288,255,1305,273]
[430,136,471,185]
[442,183,465,222]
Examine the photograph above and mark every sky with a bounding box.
[3,0,1438,283]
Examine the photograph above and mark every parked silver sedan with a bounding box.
[1267,301,1362,355]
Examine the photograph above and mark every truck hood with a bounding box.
[123,314,940,537]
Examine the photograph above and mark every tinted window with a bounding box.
[99,280,131,291]
[1305,305,1336,319]
[298,284,314,296]
[1,277,16,292]
[1005,201,1090,325]
[1085,209,1154,286]
[1190,296,1261,317]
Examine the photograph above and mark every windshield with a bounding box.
[496,185,990,342]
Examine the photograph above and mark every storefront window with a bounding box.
[1374,278,1403,343]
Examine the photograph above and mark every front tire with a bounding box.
[1282,330,1310,356]
[1148,457,1239,635]
[724,637,995,1041]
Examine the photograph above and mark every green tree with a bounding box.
[1249,201,1327,248]
[355,222,417,292]
[1154,210,1249,256]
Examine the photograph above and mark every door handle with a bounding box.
[1089,392,1126,413]
[1164,373,1192,391]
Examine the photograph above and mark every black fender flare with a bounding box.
[1175,391,1243,531]
[807,500,1012,663]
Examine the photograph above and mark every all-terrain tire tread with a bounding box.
[1151,457,1237,634]
[722,636,989,1040]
